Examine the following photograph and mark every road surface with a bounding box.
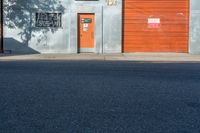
[0,61,200,133]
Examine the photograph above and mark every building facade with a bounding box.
[1,0,200,54]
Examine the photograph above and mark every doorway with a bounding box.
[78,13,95,53]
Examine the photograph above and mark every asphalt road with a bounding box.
[0,61,200,133]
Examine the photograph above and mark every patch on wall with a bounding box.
[106,0,117,6]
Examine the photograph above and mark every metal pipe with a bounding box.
[0,0,3,53]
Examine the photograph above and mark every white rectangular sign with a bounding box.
[83,24,88,31]
[148,18,160,28]
[148,18,160,24]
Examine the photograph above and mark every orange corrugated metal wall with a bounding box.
[123,0,189,52]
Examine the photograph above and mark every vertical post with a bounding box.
[0,0,3,53]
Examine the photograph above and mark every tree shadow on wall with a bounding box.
[3,0,65,47]
[4,37,39,54]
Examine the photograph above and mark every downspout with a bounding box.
[0,0,3,53]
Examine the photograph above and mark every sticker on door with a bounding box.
[83,24,88,31]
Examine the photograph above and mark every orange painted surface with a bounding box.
[123,0,189,52]
[79,14,95,49]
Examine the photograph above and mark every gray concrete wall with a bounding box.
[3,0,122,54]
[190,0,200,54]
[103,4,122,53]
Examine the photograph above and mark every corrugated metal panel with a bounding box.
[123,0,189,52]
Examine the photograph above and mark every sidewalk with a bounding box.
[1,53,200,62]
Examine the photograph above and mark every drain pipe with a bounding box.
[0,0,3,53]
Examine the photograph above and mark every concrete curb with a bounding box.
[1,53,200,62]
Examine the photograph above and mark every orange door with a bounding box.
[78,14,95,49]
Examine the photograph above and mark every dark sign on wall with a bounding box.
[35,13,62,28]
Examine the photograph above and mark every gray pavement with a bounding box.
[1,53,200,62]
[0,60,200,133]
